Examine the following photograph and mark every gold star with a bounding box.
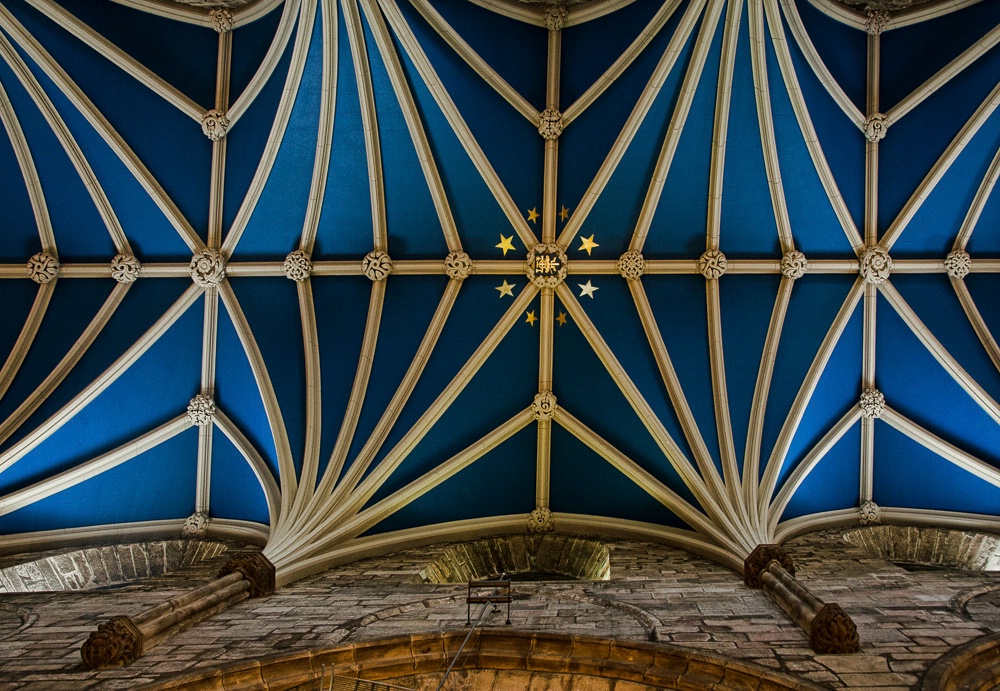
[496,234,516,256]
[556,311,568,326]
[525,310,537,326]
[560,205,570,222]
[578,280,599,299]
[526,208,539,224]
[578,234,599,255]
[496,280,515,298]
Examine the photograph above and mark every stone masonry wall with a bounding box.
[0,530,997,689]
[0,541,231,593]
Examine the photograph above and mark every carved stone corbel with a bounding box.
[811,603,861,654]
[744,543,794,588]
[218,552,276,598]
[81,616,143,669]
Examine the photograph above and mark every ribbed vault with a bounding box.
[0,0,998,586]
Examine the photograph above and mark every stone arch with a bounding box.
[922,632,1000,691]
[843,526,1000,571]
[0,541,232,592]
[418,534,610,583]
[149,630,826,690]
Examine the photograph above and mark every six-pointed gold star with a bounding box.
[560,205,570,222]
[578,234,599,255]
[525,310,537,326]
[526,208,540,224]
[496,234,515,255]
[496,280,515,298]
[578,280,599,298]
[556,311,568,326]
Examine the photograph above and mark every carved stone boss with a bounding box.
[526,243,568,288]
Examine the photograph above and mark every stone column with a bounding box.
[745,544,860,654]
[81,552,275,668]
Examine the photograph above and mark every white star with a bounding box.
[578,280,598,299]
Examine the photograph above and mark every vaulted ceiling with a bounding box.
[0,0,998,584]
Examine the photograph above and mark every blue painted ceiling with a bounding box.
[0,0,998,575]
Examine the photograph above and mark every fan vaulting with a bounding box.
[0,0,998,584]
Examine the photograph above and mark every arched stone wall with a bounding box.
[418,535,611,583]
[0,540,231,592]
[921,632,1000,691]
[843,526,1000,571]
[146,630,825,691]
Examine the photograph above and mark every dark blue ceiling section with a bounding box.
[765,26,858,258]
[0,279,191,454]
[364,8,448,260]
[360,424,537,537]
[642,9,721,257]
[576,23,692,259]
[552,286,699,507]
[231,12,323,260]
[0,281,37,369]
[210,427,271,526]
[550,423,691,529]
[561,0,672,107]
[965,171,1000,255]
[772,302,862,491]
[228,278,305,476]
[0,427,198,534]
[0,296,201,497]
[964,274,1000,346]
[423,0,546,108]
[877,294,1000,470]
[215,293,281,480]
[873,421,1000,515]
[559,0,698,223]
[314,6,374,259]
[779,420,858,522]
[354,278,536,483]
[14,0,218,106]
[891,108,1000,257]
[879,42,1000,241]
[880,0,1000,111]
[341,276,452,483]
[720,10,779,258]
[223,15,297,242]
[231,5,286,98]
[563,278,696,467]
[390,24,518,259]
[639,274,722,478]
[19,65,120,261]
[758,274,858,478]
[0,53,110,260]
[311,276,376,485]
[719,274,782,475]
[362,293,539,504]
[2,0,214,242]
[0,279,114,428]
[779,5,864,235]
[892,274,1000,404]
[394,0,542,234]
[33,60,190,260]
[791,0,865,112]
[0,117,37,260]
